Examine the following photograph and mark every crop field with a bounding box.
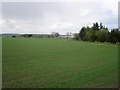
[2,37,118,88]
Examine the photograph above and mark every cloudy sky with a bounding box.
[1,0,119,34]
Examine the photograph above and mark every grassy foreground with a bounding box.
[2,38,118,88]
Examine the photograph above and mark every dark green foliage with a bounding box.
[73,33,79,40]
[109,28,120,43]
[51,32,60,38]
[21,34,33,37]
[92,22,99,31]
[84,28,92,41]
[100,23,103,30]
[12,35,16,38]
[79,22,120,43]
[96,29,109,42]
[54,33,60,37]
[90,30,97,42]
[79,27,86,40]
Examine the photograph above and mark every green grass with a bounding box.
[2,37,118,88]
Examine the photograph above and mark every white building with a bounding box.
[59,35,67,38]
[66,32,74,38]
[59,32,74,38]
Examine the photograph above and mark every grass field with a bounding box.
[2,37,118,88]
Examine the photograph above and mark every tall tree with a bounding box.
[92,22,99,31]
[100,23,103,29]
[96,29,109,42]
[109,29,120,43]
[74,33,79,40]
[79,27,86,40]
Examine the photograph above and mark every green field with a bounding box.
[2,38,118,88]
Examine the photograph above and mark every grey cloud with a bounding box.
[2,2,118,34]
[2,2,65,20]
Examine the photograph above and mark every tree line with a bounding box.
[74,22,120,43]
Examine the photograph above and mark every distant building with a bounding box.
[66,32,74,38]
[59,32,74,39]
[58,35,67,38]
[2,32,74,39]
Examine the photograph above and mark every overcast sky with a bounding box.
[1,0,119,34]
